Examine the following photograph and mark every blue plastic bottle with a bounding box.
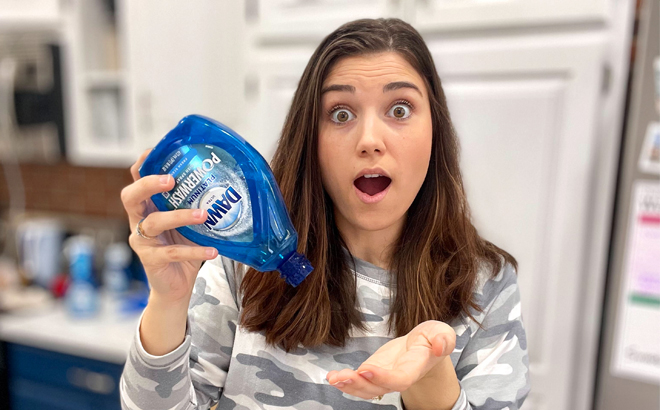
[65,235,99,318]
[139,115,313,287]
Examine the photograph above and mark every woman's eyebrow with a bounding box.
[320,81,422,96]
[321,84,355,95]
[383,81,422,96]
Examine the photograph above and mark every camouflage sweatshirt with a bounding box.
[120,254,530,410]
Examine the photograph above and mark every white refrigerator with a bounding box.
[595,0,660,408]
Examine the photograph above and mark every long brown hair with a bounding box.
[239,18,517,351]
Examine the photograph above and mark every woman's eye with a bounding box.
[387,103,412,120]
[330,108,355,124]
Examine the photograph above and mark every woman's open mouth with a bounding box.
[353,174,392,204]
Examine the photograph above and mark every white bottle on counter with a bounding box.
[103,242,131,294]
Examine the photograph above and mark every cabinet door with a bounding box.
[246,31,609,410]
[0,0,60,28]
[412,0,609,32]
[239,47,316,160]
[246,13,624,405]
[252,0,404,39]
[6,343,123,410]
[121,0,245,155]
[426,33,606,410]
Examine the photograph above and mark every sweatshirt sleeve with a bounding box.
[451,263,531,410]
[119,256,240,410]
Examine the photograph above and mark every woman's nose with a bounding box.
[356,114,386,156]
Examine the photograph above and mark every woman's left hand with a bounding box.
[326,320,456,400]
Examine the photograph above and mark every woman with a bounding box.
[119,18,530,410]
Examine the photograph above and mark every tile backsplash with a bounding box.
[0,161,132,218]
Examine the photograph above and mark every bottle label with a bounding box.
[160,144,253,242]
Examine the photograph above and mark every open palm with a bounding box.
[326,320,456,400]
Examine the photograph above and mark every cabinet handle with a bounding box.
[66,367,115,395]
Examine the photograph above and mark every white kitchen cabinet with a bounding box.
[250,0,405,40]
[412,0,610,32]
[63,0,245,167]
[247,0,612,40]
[61,0,130,166]
[0,0,61,31]
[243,31,611,410]
[428,33,606,410]
[121,0,244,155]
[243,1,634,410]
[239,47,315,160]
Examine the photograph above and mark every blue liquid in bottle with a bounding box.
[139,115,313,287]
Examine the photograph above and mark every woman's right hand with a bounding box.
[121,149,218,305]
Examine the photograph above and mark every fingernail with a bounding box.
[331,379,352,386]
[205,248,216,258]
[358,371,373,380]
[160,175,170,184]
[334,382,345,388]
[193,209,203,218]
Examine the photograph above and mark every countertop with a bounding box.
[0,292,142,364]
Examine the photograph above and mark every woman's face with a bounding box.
[318,52,433,233]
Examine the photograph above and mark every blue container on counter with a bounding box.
[65,235,99,318]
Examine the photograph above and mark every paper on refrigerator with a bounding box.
[612,180,660,384]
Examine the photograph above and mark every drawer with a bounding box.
[5,343,123,409]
